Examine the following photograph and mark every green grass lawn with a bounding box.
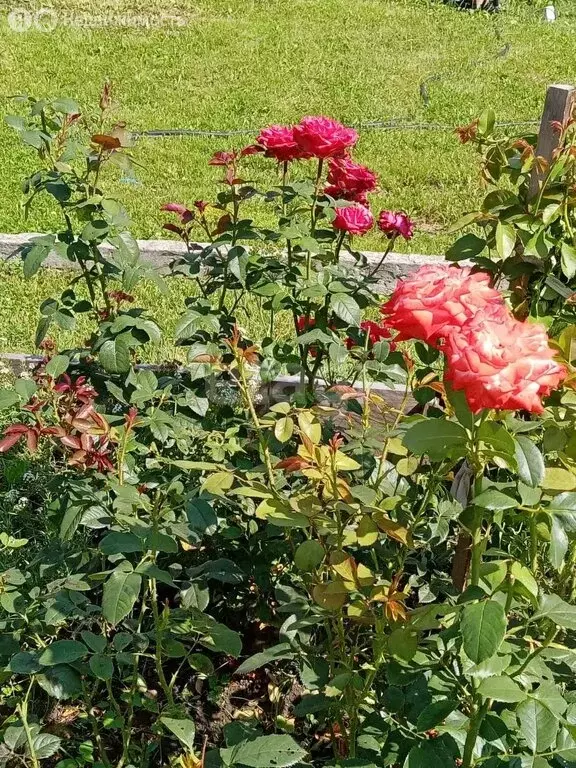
[1,0,576,258]
[0,263,297,358]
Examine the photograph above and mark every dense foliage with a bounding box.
[1,92,576,768]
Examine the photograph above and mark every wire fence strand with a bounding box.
[133,119,540,140]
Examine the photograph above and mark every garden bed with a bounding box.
[1,92,576,768]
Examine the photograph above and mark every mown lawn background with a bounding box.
[1,0,576,354]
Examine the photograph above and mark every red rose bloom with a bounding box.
[445,308,566,414]
[378,210,414,241]
[345,320,396,350]
[296,315,315,333]
[333,204,374,235]
[257,125,308,162]
[381,264,505,347]
[293,116,358,159]
[326,157,378,201]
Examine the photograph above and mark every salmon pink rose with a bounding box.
[333,204,374,235]
[445,308,566,413]
[293,116,358,159]
[381,264,505,347]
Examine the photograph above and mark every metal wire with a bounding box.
[133,119,539,140]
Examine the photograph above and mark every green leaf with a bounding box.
[102,568,142,626]
[510,561,538,601]
[186,499,218,535]
[477,675,526,703]
[534,593,576,630]
[145,530,178,553]
[547,493,576,532]
[181,583,209,611]
[14,379,37,401]
[404,735,459,768]
[517,698,558,752]
[229,734,306,768]
[161,717,196,752]
[294,540,325,571]
[99,337,131,374]
[542,467,576,492]
[415,699,458,731]
[44,354,69,379]
[297,411,321,444]
[515,436,545,488]
[474,489,517,511]
[36,665,82,699]
[39,640,87,666]
[136,563,176,586]
[274,416,294,443]
[7,651,41,674]
[561,242,576,280]
[0,390,20,410]
[477,421,515,459]
[461,600,506,663]
[188,654,214,675]
[445,233,486,262]
[52,97,81,114]
[100,531,143,556]
[403,419,468,461]
[89,653,114,680]
[235,643,294,675]
[531,681,567,717]
[31,732,62,759]
[81,631,107,653]
[22,237,55,278]
[202,471,234,496]
[549,516,569,570]
[479,107,496,135]
[330,293,360,325]
[200,623,242,657]
[495,221,516,260]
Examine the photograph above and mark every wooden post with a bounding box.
[529,84,576,199]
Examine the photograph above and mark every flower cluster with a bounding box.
[382,263,566,413]
[163,115,416,245]
[257,116,358,162]
[255,117,415,240]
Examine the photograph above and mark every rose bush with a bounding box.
[2,91,576,768]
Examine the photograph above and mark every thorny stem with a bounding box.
[366,236,396,279]
[233,354,276,486]
[81,681,112,768]
[529,513,539,575]
[118,589,149,768]
[149,495,175,708]
[334,229,346,265]
[511,625,559,679]
[461,699,490,768]
[17,679,39,768]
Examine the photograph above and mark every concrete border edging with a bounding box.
[0,232,445,294]
[0,231,446,395]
